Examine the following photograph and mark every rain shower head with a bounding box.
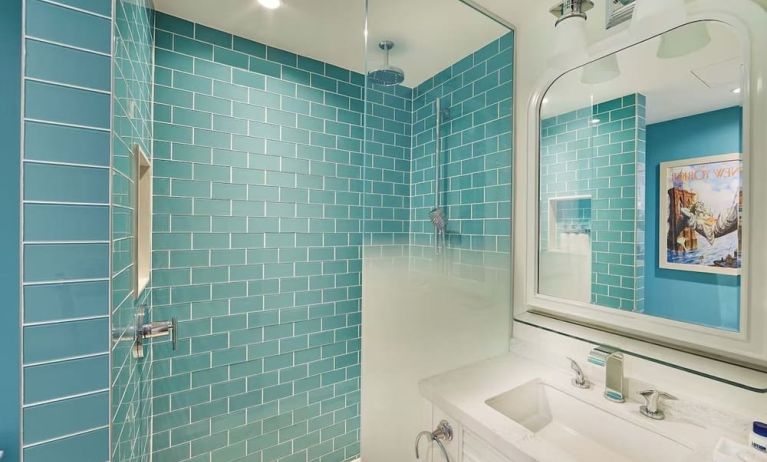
[368,40,405,86]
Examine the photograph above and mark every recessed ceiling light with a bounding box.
[258,0,281,9]
[732,87,742,94]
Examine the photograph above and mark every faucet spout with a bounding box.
[588,346,625,403]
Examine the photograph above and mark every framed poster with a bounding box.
[659,153,742,276]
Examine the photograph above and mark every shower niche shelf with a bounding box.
[547,195,592,254]
[134,144,152,298]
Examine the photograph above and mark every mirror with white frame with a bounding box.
[537,21,747,334]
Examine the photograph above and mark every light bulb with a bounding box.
[258,0,281,9]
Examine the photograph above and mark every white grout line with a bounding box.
[22,388,110,408]
[24,76,111,95]
[22,425,109,449]
[37,0,112,20]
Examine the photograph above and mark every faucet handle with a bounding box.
[639,389,677,420]
[567,357,590,389]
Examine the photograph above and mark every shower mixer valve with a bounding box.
[131,306,178,359]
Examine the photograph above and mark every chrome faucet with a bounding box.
[639,389,677,420]
[588,346,625,403]
[567,357,590,389]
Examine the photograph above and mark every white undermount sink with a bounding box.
[485,380,695,462]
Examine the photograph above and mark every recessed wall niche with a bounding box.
[134,144,151,297]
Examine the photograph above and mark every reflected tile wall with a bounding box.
[111,1,156,461]
[540,94,646,310]
[20,1,113,461]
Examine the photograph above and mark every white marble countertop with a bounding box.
[419,346,753,462]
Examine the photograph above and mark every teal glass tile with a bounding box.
[233,36,266,58]
[173,72,212,95]
[26,0,111,54]
[24,392,108,444]
[249,57,281,78]
[24,317,108,364]
[24,281,108,323]
[24,427,108,462]
[156,12,194,36]
[156,48,194,73]
[214,46,248,70]
[24,355,108,403]
[24,121,109,166]
[174,35,213,60]
[196,24,232,48]
[233,69,265,89]
[24,243,108,282]
[26,39,110,91]
[25,81,109,129]
[24,204,108,241]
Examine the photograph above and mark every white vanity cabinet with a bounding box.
[462,431,515,462]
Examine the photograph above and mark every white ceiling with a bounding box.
[542,21,744,124]
[153,0,509,88]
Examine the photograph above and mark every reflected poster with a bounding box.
[660,153,742,276]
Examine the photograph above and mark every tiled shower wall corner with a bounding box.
[20,0,112,460]
[362,84,413,247]
[540,94,646,310]
[111,0,155,461]
[410,33,514,271]
[150,13,368,462]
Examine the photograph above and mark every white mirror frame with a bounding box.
[513,2,767,372]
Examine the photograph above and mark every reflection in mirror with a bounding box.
[538,21,744,332]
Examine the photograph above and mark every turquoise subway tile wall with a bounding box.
[111,1,155,461]
[363,84,412,246]
[409,33,514,271]
[539,94,646,310]
[21,0,113,461]
[151,13,369,462]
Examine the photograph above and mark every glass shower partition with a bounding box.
[361,1,515,460]
[111,1,155,461]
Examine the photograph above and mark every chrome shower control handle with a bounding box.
[133,316,178,359]
[415,420,453,461]
[639,389,677,420]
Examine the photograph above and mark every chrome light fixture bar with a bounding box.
[550,0,595,26]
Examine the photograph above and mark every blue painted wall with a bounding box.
[645,106,742,330]
[0,1,21,460]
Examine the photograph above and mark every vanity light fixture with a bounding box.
[549,0,594,64]
[631,0,710,58]
[581,54,621,84]
[656,22,711,59]
[258,0,282,9]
